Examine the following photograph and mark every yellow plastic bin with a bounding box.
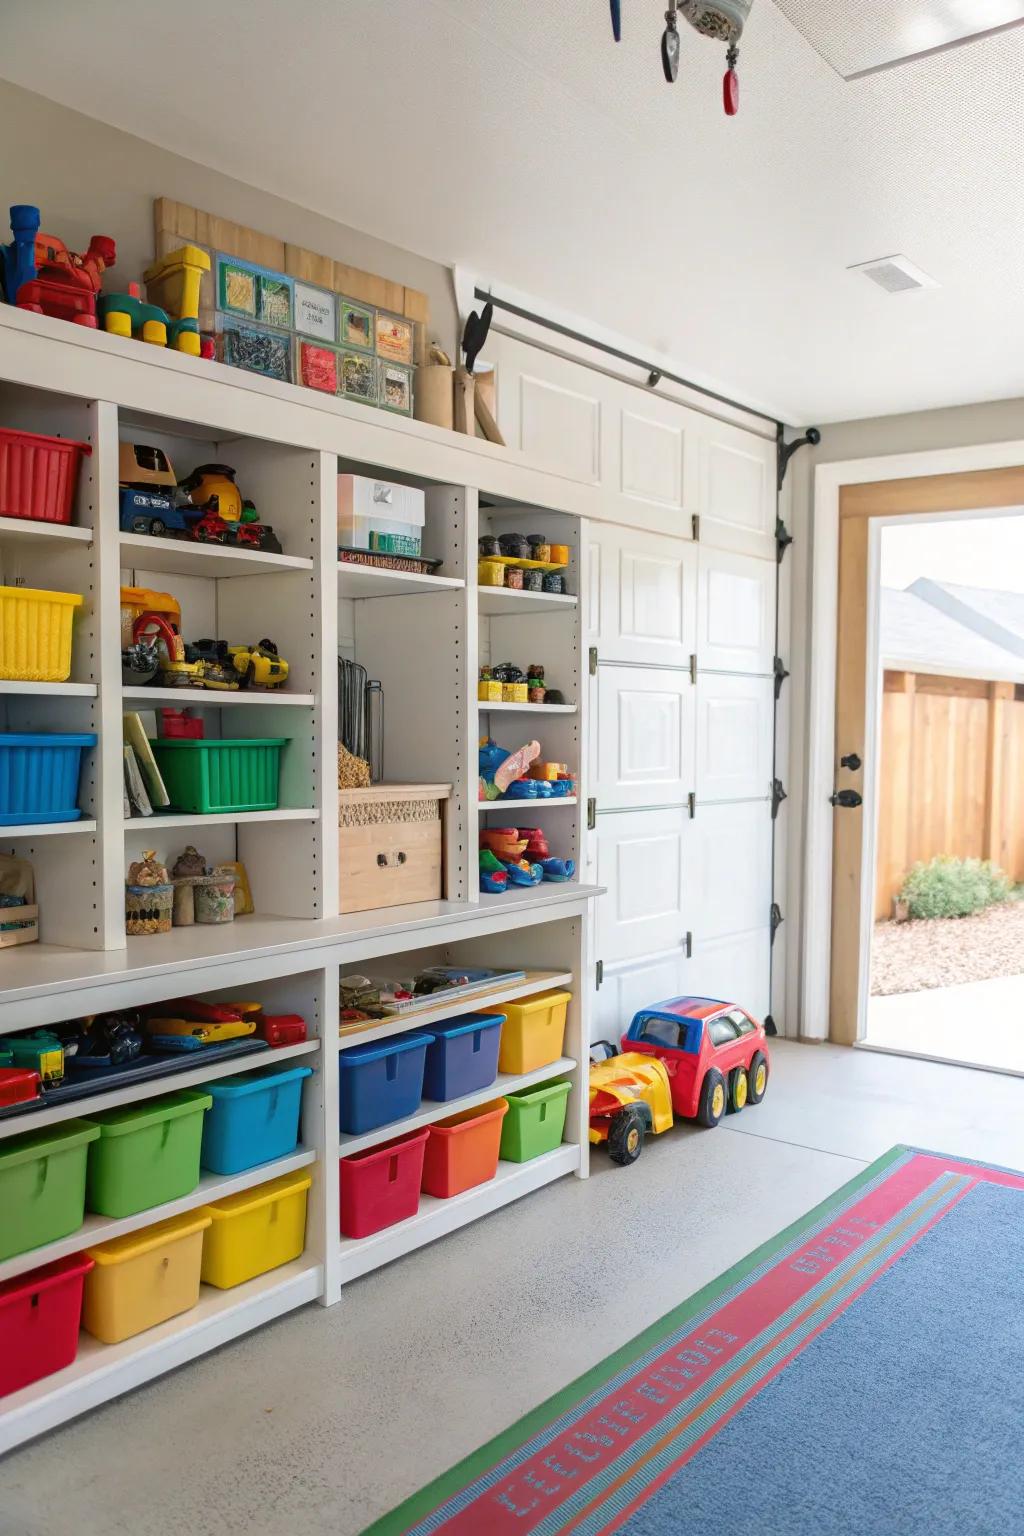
[200,1169,311,1289]
[0,586,83,682]
[483,990,572,1074]
[82,1210,211,1343]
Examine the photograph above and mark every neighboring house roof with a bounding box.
[880,583,1024,683]
[907,578,1024,660]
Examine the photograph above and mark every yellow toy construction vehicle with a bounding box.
[589,1048,674,1165]
[227,639,289,689]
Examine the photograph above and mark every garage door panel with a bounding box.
[690,801,772,939]
[700,424,775,559]
[596,666,695,808]
[687,929,772,1022]
[596,527,697,666]
[595,808,688,961]
[698,548,775,674]
[592,948,690,1044]
[696,674,773,803]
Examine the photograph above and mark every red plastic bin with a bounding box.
[0,1067,40,1107]
[421,1099,509,1199]
[0,1253,93,1397]
[340,1127,430,1238]
[0,429,92,525]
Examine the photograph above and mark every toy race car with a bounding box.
[623,996,769,1127]
[590,995,770,1165]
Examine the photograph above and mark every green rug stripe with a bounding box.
[360,1145,908,1536]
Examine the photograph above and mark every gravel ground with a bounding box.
[871,901,1024,995]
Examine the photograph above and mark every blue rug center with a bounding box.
[622,1180,1024,1535]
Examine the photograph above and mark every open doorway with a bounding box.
[864,512,1024,1073]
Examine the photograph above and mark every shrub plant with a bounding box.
[898,856,1011,920]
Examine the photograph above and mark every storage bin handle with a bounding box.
[373,484,394,504]
[161,1122,172,1149]
[35,1158,50,1195]
[388,1154,399,1184]
[385,1056,398,1082]
[539,1103,548,1123]
[376,851,407,867]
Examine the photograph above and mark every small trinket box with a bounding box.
[379,361,414,416]
[339,298,375,352]
[375,310,415,366]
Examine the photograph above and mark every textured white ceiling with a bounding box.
[1,0,1023,424]
[775,0,1024,77]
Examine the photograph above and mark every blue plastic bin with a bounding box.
[338,1034,432,1135]
[422,1013,505,1102]
[0,733,96,824]
[200,1064,313,1174]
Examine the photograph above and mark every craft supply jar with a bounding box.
[125,883,173,937]
[498,533,530,560]
[550,544,570,566]
[504,566,524,590]
[523,569,543,592]
[527,536,551,563]
[542,572,565,594]
[478,535,500,558]
[193,870,236,924]
[479,560,505,587]
[528,684,546,704]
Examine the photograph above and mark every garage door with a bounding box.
[586,525,776,1041]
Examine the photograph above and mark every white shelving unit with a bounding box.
[0,307,599,1455]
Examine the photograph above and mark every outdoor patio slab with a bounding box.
[866,973,1024,1075]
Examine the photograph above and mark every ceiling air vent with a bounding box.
[847,255,938,293]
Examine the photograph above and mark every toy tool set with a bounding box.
[338,987,572,1238]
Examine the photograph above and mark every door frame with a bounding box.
[801,437,1024,1043]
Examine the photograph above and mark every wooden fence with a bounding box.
[875,671,1024,919]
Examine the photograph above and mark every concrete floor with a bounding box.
[867,973,1024,1075]
[2,1040,1023,1536]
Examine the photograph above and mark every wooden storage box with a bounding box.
[339,784,450,915]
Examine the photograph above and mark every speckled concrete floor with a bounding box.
[2,1041,1022,1536]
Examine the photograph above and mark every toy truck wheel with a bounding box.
[727,1066,749,1113]
[697,1068,727,1128]
[149,517,167,537]
[748,1051,769,1104]
[129,515,151,535]
[608,1106,646,1165]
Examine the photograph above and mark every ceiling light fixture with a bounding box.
[609,0,753,114]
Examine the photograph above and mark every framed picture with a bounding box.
[339,298,375,353]
[217,315,292,383]
[378,360,413,416]
[217,256,258,318]
[339,348,379,404]
[375,310,415,366]
[294,282,337,342]
[296,337,340,394]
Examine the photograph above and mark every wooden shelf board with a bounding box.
[0,680,96,697]
[121,687,315,707]
[339,1059,576,1158]
[0,819,97,839]
[337,562,464,599]
[0,517,92,546]
[0,1148,318,1284]
[479,797,578,811]
[477,587,577,615]
[478,701,577,714]
[119,533,314,580]
[125,808,319,831]
[337,968,573,1049]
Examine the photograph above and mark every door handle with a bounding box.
[829,789,862,809]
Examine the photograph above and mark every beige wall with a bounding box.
[0,79,459,356]
[784,397,1024,1031]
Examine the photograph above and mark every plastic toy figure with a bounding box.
[3,205,116,327]
[589,1049,674,1165]
[227,639,289,689]
[622,995,770,1127]
[142,245,211,356]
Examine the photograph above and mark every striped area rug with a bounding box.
[364,1146,1024,1535]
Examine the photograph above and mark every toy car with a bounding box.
[5,1030,65,1088]
[227,639,289,689]
[622,995,769,1128]
[589,1050,674,1164]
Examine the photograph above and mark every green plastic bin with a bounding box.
[0,1119,100,1260]
[149,738,288,813]
[81,1089,212,1218]
[499,1078,572,1163]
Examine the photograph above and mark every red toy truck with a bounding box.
[621,995,769,1128]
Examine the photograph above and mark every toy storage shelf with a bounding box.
[479,797,578,811]
[121,686,316,707]
[0,680,97,698]
[0,1258,323,1455]
[336,1145,580,1285]
[0,1147,318,1286]
[119,532,314,579]
[125,808,320,830]
[0,516,93,547]
[477,587,578,616]
[339,1057,576,1159]
[337,968,574,1050]
[0,1039,320,1140]
[337,562,464,600]
[0,819,98,838]
[479,701,578,715]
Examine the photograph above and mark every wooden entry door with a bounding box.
[830,465,1024,1044]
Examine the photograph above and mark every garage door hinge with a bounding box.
[689,653,697,684]
[589,645,598,676]
[773,656,790,699]
[691,513,700,541]
[687,790,696,818]
[596,958,604,989]
[684,930,693,959]
[776,427,821,491]
[771,778,787,819]
[770,901,784,944]
[775,516,794,564]
[587,796,597,830]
